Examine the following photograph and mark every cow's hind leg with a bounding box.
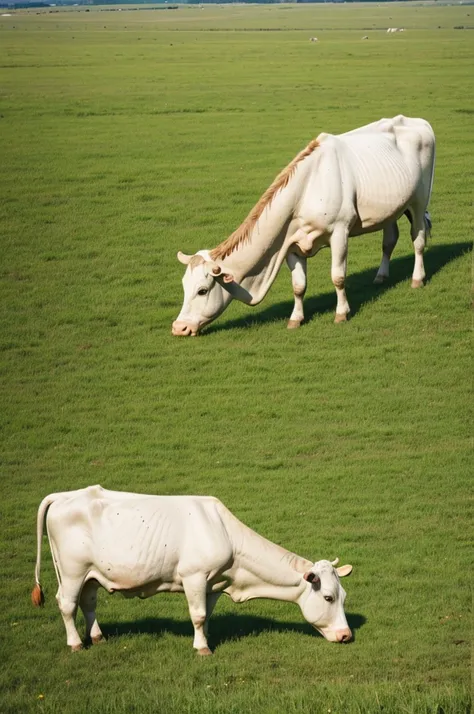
[56,580,84,652]
[409,207,429,288]
[80,579,105,645]
[286,253,307,328]
[182,573,213,655]
[374,222,399,284]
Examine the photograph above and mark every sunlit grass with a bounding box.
[0,3,472,713]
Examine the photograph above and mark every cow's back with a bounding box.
[342,117,434,192]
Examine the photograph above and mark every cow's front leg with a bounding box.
[182,573,212,655]
[410,208,429,288]
[204,592,221,639]
[286,253,307,329]
[330,224,350,322]
[374,222,399,284]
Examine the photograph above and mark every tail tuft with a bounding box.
[31,583,45,607]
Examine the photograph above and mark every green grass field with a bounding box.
[0,3,472,712]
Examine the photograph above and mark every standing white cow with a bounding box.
[32,486,353,654]
[172,115,435,335]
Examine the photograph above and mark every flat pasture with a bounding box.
[0,3,472,713]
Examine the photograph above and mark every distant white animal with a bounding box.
[32,485,353,654]
[172,115,435,335]
[310,37,318,42]
[387,27,399,33]
[362,35,369,39]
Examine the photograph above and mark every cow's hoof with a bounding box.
[373,274,386,285]
[411,279,424,289]
[197,647,213,656]
[71,644,83,653]
[92,635,106,645]
[334,313,349,324]
[287,319,302,329]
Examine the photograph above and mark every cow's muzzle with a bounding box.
[317,626,352,643]
[172,320,199,337]
[335,628,352,643]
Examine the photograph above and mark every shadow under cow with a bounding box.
[205,242,471,334]
[99,611,366,648]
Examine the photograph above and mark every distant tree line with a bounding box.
[2,0,51,6]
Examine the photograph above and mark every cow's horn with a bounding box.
[177,251,192,265]
[331,558,339,567]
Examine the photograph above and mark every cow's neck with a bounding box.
[223,513,312,604]
[217,164,310,306]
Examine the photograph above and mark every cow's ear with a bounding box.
[336,564,353,578]
[206,261,235,284]
[303,571,321,587]
[204,260,224,278]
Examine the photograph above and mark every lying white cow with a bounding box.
[32,485,353,654]
[172,115,435,335]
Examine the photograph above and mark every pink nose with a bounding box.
[335,628,352,643]
[172,320,198,337]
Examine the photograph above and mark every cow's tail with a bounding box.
[31,493,61,607]
[404,208,432,242]
[424,210,432,238]
[424,132,436,240]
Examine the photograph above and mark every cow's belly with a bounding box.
[353,181,413,232]
[119,580,185,599]
[92,560,178,592]
[350,145,419,232]
[89,503,183,590]
[350,201,406,235]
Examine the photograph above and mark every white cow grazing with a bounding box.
[32,486,353,654]
[172,115,435,335]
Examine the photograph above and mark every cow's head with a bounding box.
[299,558,353,643]
[172,251,235,336]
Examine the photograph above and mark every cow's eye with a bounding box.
[324,595,334,603]
[197,288,208,296]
